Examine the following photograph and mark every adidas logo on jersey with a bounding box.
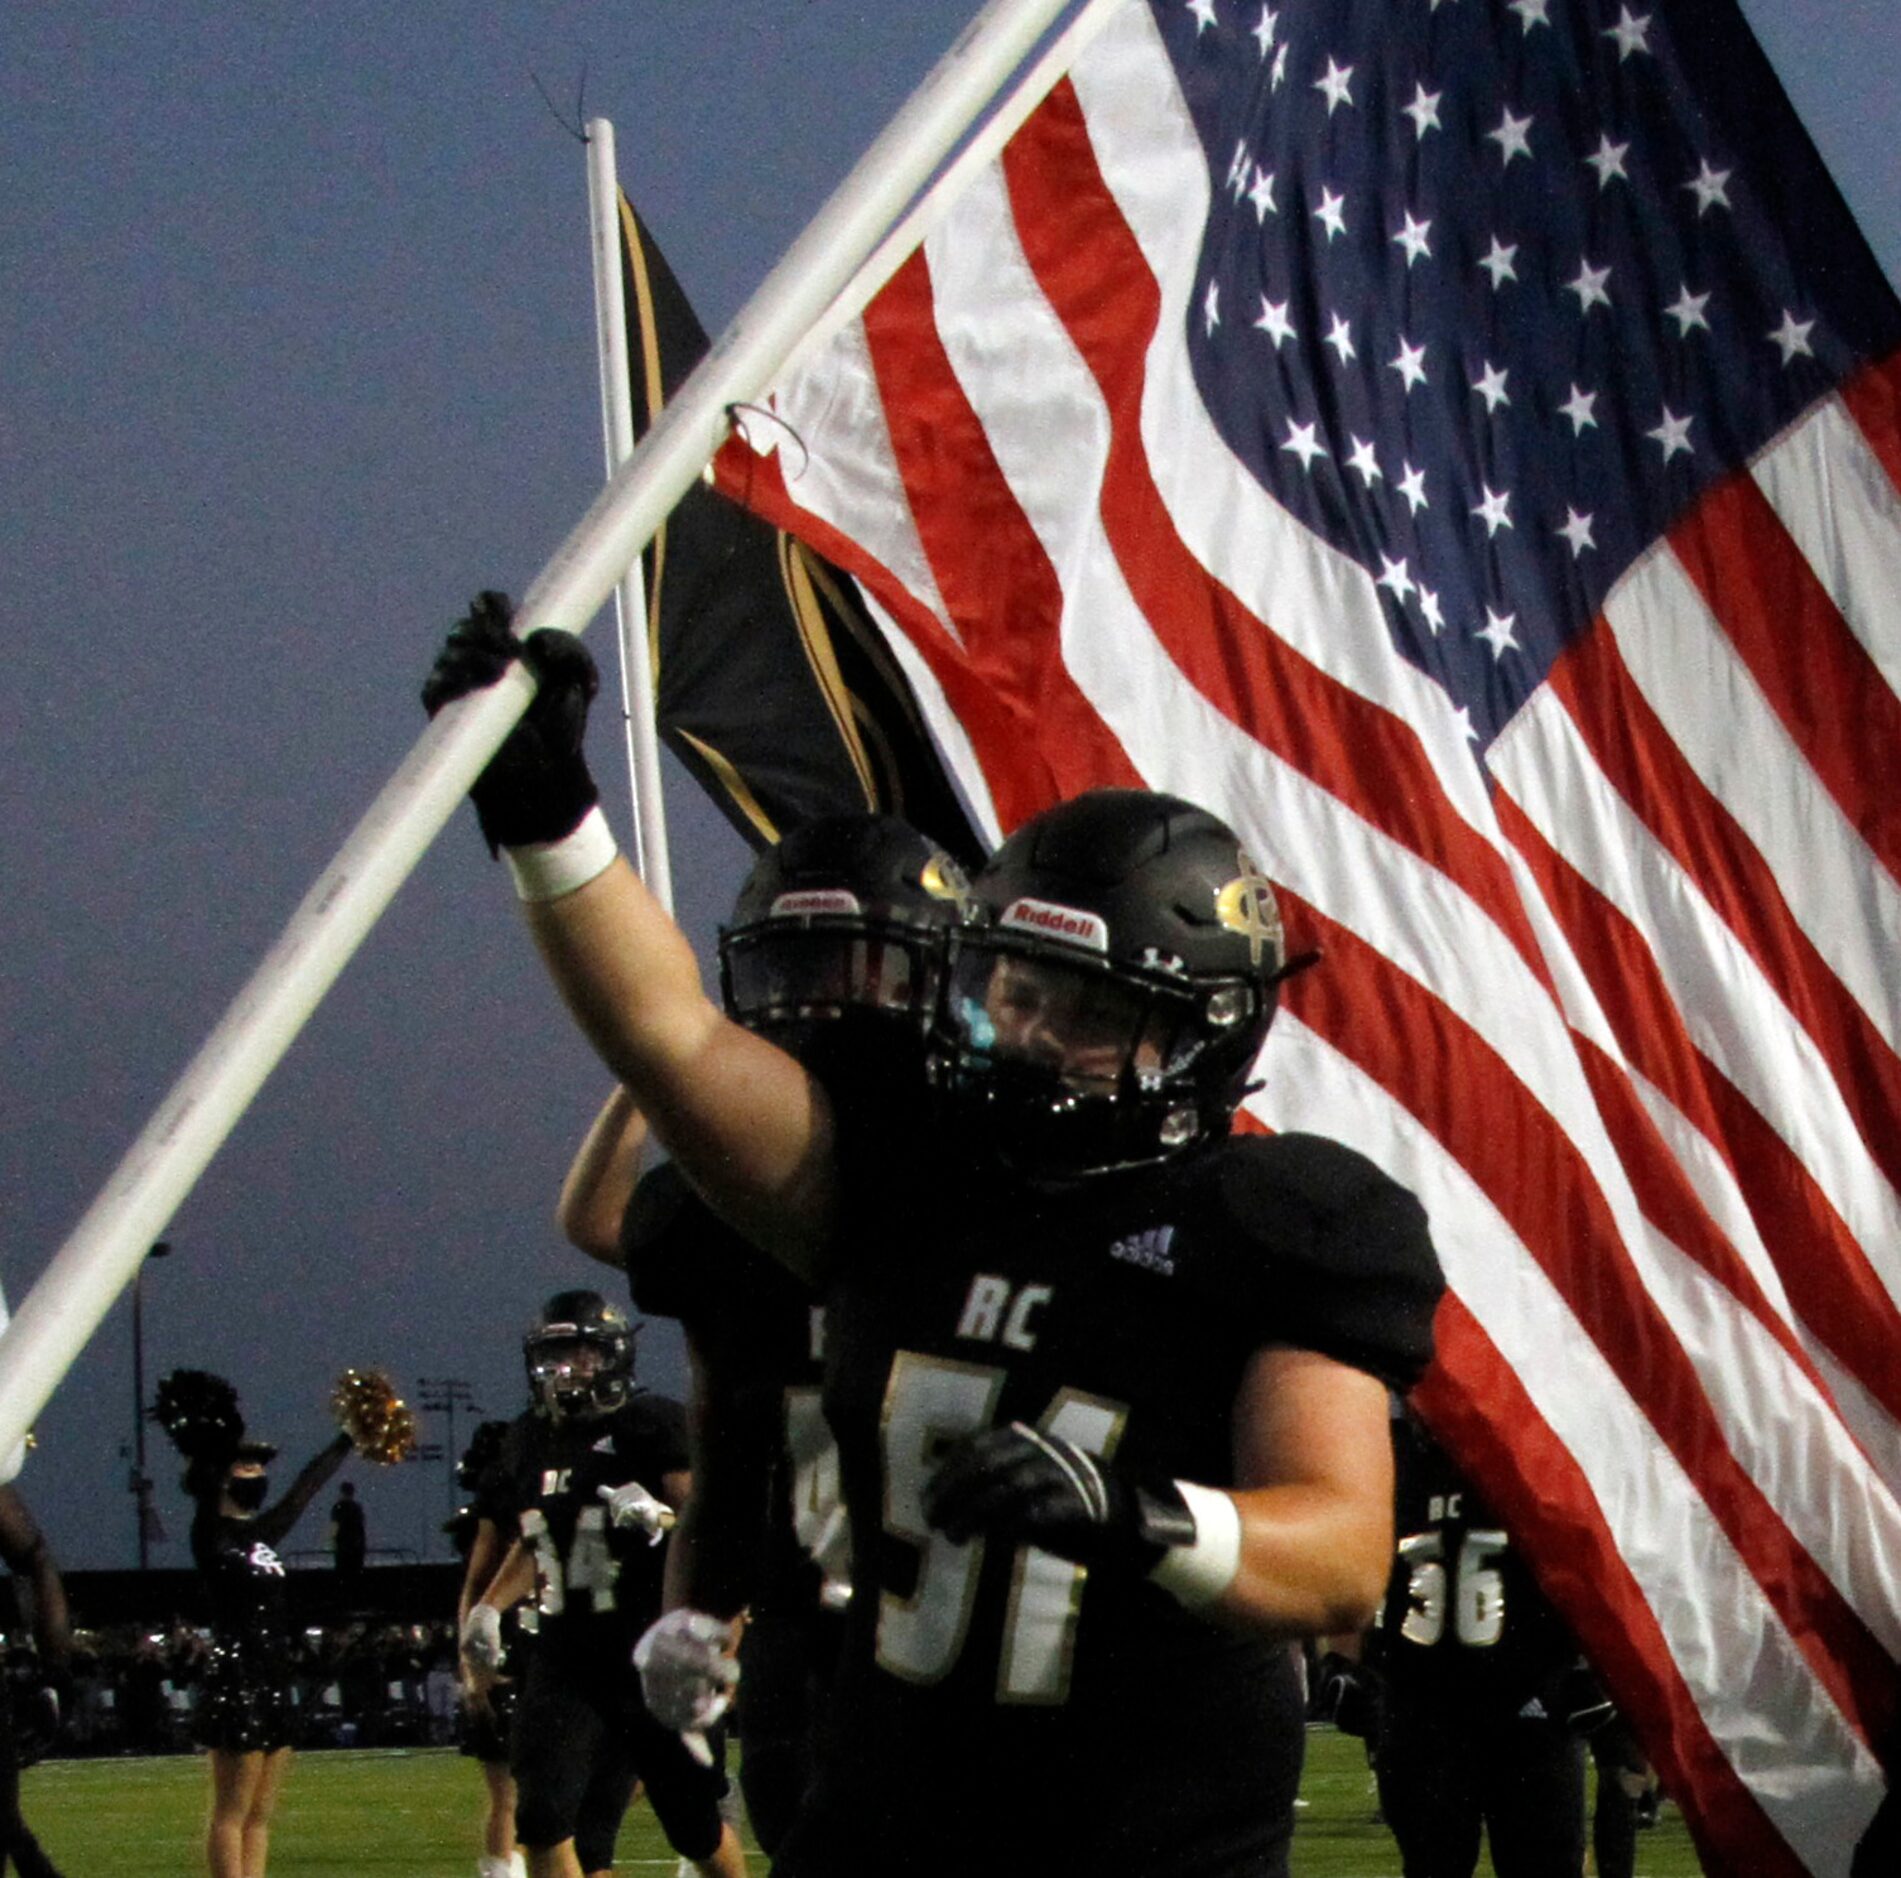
[1518,1696,1549,1721]
[592,1436,616,1454]
[1108,1225,1177,1275]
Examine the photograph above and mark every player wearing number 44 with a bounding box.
[423,601,1446,1878]
[458,1291,747,1878]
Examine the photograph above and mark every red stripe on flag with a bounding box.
[1669,469,1901,883]
[1840,346,1901,499]
[1294,904,1896,1747]
[1568,1029,1837,1386]
[1495,787,1901,1427]
[998,83,1556,995]
[712,437,1069,834]
[1418,1301,1817,1878]
[859,250,1146,822]
[1546,623,1901,1201]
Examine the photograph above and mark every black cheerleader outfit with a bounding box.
[191,1504,300,1753]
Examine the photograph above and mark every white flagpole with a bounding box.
[0,0,1078,1462]
[586,118,674,914]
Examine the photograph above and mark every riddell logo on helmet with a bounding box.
[1000,897,1109,951]
[770,889,863,918]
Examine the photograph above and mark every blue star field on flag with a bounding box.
[1161,0,1901,747]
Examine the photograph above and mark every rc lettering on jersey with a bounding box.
[956,1274,1052,1351]
[247,1542,285,1578]
[541,1468,572,1496]
[1428,1492,1463,1522]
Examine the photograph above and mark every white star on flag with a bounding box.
[1648,407,1695,458]
[1315,57,1355,114]
[1281,418,1327,469]
[1568,259,1613,313]
[1478,607,1521,657]
[1473,485,1513,535]
[1769,310,1816,363]
[1686,159,1734,215]
[1393,212,1433,266]
[1586,136,1631,188]
[1404,83,1443,138]
[1666,287,1712,337]
[1487,108,1534,167]
[1559,384,1600,433]
[1472,361,1511,413]
[1254,296,1297,349]
[1479,237,1519,288]
[1605,6,1652,59]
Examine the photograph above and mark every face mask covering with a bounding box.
[227,1474,269,1513]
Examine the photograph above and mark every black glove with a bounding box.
[1558,1660,1616,1736]
[922,1422,1194,1575]
[421,591,601,854]
[14,1674,64,1767]
[1313,1650,1378,1738]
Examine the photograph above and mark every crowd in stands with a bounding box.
[9,1618,463,1757]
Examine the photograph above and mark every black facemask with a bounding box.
[227,1474,269,1513]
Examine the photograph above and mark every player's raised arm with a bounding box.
[423,595,835,1267]
[556,1085,647,1267]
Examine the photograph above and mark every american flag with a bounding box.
[713,1,1901,1868]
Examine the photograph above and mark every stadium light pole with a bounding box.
[417,1377,479,1551]
[130,1239,171,1569]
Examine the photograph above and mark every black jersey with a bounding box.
[483,1396,689,1664]
[191,1506,294,1671]
[625,1162,847,1616]
[1377,1416,1581,1721]
[786,1124,1442,1877]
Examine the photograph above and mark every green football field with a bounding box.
[18,1728,1707,1874]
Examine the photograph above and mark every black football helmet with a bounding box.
[934,788,1294,1177]
[524,1290,636,1422]
[717,814,972,1047]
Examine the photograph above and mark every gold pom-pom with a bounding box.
[331,1369,418,1466]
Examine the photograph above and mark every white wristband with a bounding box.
[502,807,619,903]
[1148,1480,1243,1609]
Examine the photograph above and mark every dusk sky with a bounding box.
[5,0,1897,1573]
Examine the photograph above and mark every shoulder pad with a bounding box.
[1204,1133,1445,1389]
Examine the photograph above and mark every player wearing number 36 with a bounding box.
[423,604,1446,1878]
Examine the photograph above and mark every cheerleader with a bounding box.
[155,1369,411,1878]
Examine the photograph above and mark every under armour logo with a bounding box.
[1215,849,1282,969]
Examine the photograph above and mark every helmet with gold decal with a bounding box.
[718,813,973,1044]
[935,788,1298,1176]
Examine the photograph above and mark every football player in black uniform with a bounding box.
[1370,1411,1591,1878]
[557,815,963,1852]
[459,1291,746,1878]
[448,1419,528,1878]
[424,602,1444,1876]
[0,1483,69,1878]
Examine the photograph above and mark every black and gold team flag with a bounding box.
[614,190,983,866]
